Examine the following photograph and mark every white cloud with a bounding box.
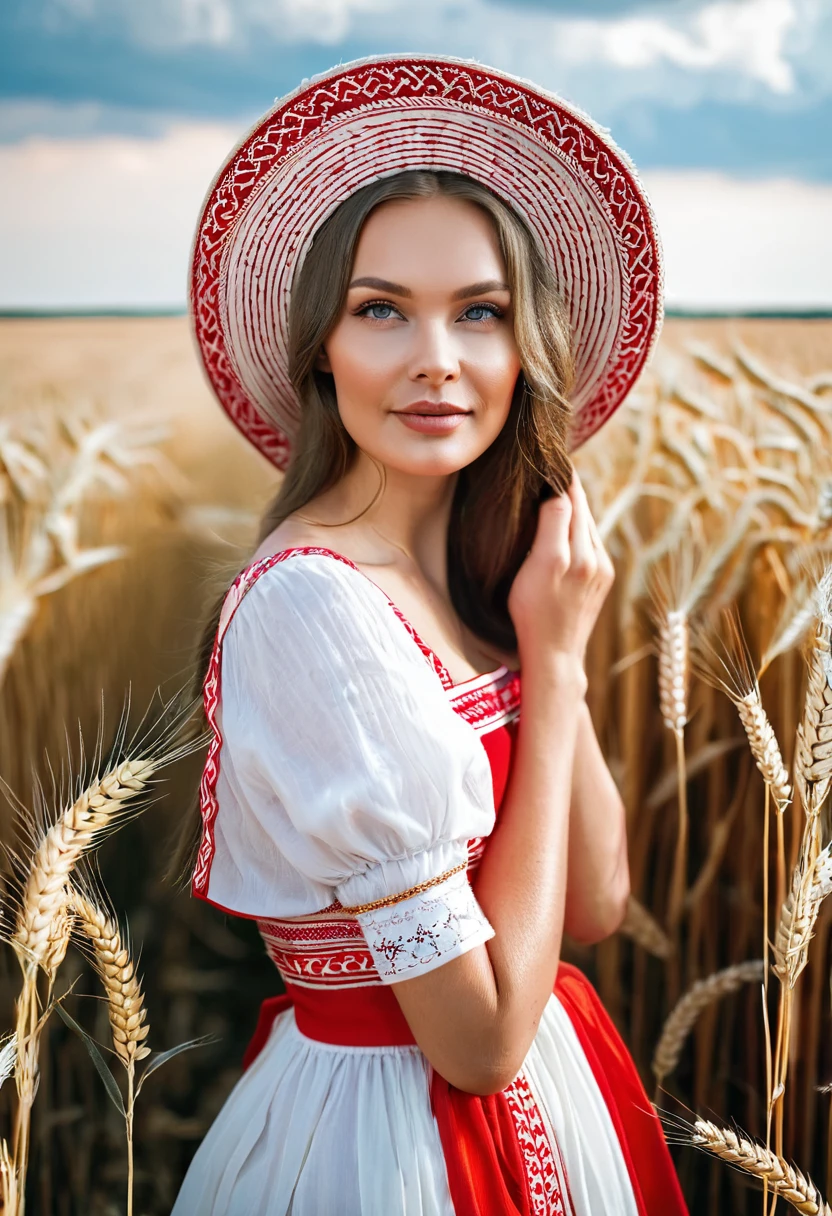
[559,0,798,93]
[0,122,829,310]
[643,169,832,309]
[0,122,240,308]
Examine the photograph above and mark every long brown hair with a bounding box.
[173,169,574,879]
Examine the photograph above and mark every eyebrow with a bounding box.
[348,276,510,300]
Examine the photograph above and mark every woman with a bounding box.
[174,54,687,1215]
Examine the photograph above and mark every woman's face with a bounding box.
[319,194,522,478]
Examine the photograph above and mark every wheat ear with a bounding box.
[795,625,832,815]
[735,691,792,811]
[690,1119,831,1214]
[68,888,150,1067]
[658,610,689,733]
[619,895,673,959]
[10,759,156,973]
[652,960,764,1085]
[69,886,149,1216]
[772,845,832,989]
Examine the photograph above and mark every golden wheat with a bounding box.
[619,895,674,959]
[735,691,792,810]
[652,960,765,1084]
[10,759,156,973]
[68,888,150,1067]
[658,610,689,733]
[773,846,832,988]
[690,1119,831,1214]
[795,625,832,814]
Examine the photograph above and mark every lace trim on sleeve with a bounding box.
[356,869,494,983]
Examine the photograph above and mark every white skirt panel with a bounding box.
[172,995,637,1216]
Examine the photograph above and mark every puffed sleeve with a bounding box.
[204,554,497,982]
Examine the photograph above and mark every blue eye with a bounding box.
[359,301,398,320]
[463,303,502,322]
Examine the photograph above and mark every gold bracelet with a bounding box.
[342,861,467,917]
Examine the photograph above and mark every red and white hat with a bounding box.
[190,53,663,469]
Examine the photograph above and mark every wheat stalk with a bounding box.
[68,884,151,1216]
[690,1119,831,1214]
[0,1138,18,1216]
[694,611,792,811]
[652,960,764,1085]
[3,690,202,1215]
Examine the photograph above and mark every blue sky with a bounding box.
[2,0,831,309]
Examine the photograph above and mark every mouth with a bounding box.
[394,401,472,417]
[391,400,473,435]
[392,405,472,435]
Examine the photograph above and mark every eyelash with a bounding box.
[355,299,505,323]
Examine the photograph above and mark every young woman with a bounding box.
[173,55,688,1216]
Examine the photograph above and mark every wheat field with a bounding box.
[1,313,831,1215]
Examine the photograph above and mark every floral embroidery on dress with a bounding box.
[505,1073,569,1215]
[357,871,494,980]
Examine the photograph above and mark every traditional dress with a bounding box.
[173,546,687,1216]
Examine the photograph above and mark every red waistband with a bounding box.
[243,979,415,1063]
[289,980,416,1046]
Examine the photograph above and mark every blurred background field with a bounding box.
[1,314,832,1214]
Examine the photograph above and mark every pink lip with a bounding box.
[393,400,472,435]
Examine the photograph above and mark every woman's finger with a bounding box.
[567,472,596,578]
[533,493,573,569]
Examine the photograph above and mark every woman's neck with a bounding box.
[304,450,458,577]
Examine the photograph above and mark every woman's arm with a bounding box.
[563,701,630,945]
[391,472,615,1095]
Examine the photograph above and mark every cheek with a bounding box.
[472,338,522,414]
[326,328,400,400]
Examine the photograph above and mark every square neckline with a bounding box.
[246,544,518,693]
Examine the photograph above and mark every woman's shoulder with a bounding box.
[223,545,433,675]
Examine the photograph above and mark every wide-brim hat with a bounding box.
[190,53,663,469]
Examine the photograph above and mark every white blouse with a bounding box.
[203,553,498,981]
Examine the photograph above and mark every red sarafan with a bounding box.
[180,547,685,1216]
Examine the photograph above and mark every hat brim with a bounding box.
[190,53,663,469]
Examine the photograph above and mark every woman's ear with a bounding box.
[315,346,332,374]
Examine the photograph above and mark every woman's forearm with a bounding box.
[473,654,585,1018]
[563,701,630,944]
[393,656,587,1093]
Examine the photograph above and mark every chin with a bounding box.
[378,444,481,478]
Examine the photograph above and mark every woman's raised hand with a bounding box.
[507,469,614,668]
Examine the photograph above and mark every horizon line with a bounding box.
[1,307,832,321]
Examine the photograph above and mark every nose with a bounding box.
[408,318,461,387]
